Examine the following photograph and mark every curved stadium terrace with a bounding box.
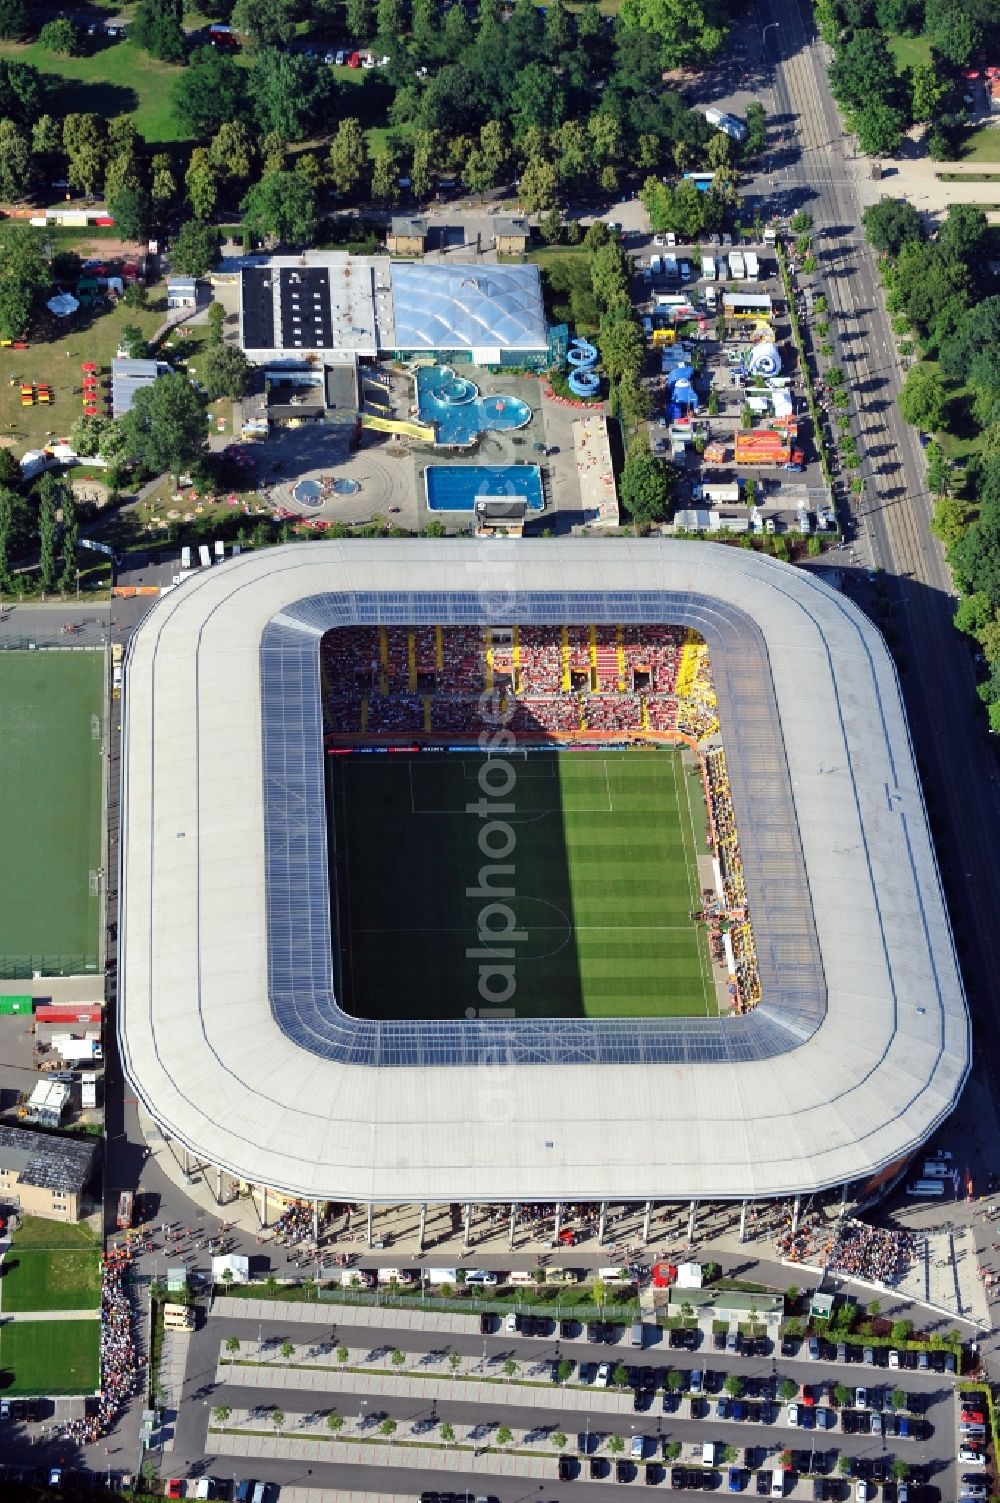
[118,540,970,1210]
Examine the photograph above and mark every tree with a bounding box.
[327,118,369,199]
[151,153,177,210]
[439,1421,456,1444]
[170,220,220,278]
[37,472,59,592]
[132,0,186,63]
[120,372,208,481]
[39,18,79,54]
[0,224,51,340]
[231,0,296,50]
[890,1386,907,1410]
[890,1319,912,1344]
[898,365,948,431]
[346,0,374,37]
[63,113,106,198]
[838,1456,853,1477]
[59,492,78,593]
[829,29,898,115]
[745,100,767,155]
[910,60,948,124]
[279,1340,294,1360]
[370,147,402,206]
[723,1374,744,1398]
[939,203,990,269]
[379,1416,398,1437]
[779,1379,798,1402]
[185,149,220,222]
[496,1424,513,1446]
[599,317,645,384]
[327,1410,344,1432]
[173,46,247,137]
[862,198,924,257]
[612,1363,630,1388]
[108,185,152,243]
[551,1431,567,1450]
[250,50,334,142]
[240,172,316,244]
[510,63,565,137]
[225,1335,240,1353]
[201,343,251,401]
[667,1369,684,1393]
[609,1434,625,1454]
[556,1358,573,1383]
[924,0,981,66]
[0,0,27,40]
[891,1460,909,1482]
[854,99,905,157]
[336,1344,349,1364]
[212,1405,231,1425]
[209,121,257,188]
[502,1357,517,1379]
[271,1408,285,1428]
[619,0,725,69]
[833,1382,852,1407]
[118,325,149,360]
[519,155,558,214]
[448,1350,461,1375]
[0,120,30,202]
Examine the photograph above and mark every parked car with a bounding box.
[596,1362,611,1388]
[558,1456,574,1481]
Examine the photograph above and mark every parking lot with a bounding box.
[139,1293,987,1503]
[626,237,833,539]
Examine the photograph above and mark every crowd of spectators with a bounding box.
[774,1217,914,1286]
[58,1253,143,1447]
[320,624,725,746]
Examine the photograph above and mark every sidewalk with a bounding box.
[0,1308,100,1322]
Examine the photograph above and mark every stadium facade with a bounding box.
[118,540,970,1228]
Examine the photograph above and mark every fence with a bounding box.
[0,954,100,979]
[0,635,108,651]
[312,1286,639,1321]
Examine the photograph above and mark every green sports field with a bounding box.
[326,749,715,1020]
[0,1319,100,1395]
[0,653,104,973]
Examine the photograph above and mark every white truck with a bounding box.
[744,251,759,281]
[700,255,716,280]
[80,1072,97,1109]
[728,250,745,280]
[51,1035,102,1064]
[693,484,741,505]
[424,1267,459,1285]
[662,254,679,281]
[703,106,748,142]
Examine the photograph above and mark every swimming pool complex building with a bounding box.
[118,539,970,1225]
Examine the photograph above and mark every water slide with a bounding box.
[360,411,436,442]
[567,336,600,398]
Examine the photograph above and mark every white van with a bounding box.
[181,545,192,570]
[377,1267,415,1286]
[425,1267,458,1286]
[464,1268,498,1286]
[771,1471,784,1498]
[508,1269,536,1286]
[921,1160,950,1178]
[702,1442,715,1466]
[198,543,211,568]
[214,539,225,560]
[598,1266,629,1283]
[340,1268,375,1288]
[650,254,662,277]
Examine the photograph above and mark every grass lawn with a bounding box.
[0,38,191,143]
[528,250,599,335]
[327,749,715,1020]
[0,654,104,971]
[0,286,163,459]
[1,1248,101,1312]
[8,1216,95,1250]
[888,32,931,71]
[959,124,1000,164]
[0,1319,100,1395]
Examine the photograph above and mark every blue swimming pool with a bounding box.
[416,365,533,446]
[424,465,544,512]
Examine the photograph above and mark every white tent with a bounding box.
[675,1261,703,1288]
[212,1253,250,1285]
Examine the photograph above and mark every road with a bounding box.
[754,0,1000,1281]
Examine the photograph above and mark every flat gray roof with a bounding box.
[118,540,970,1204]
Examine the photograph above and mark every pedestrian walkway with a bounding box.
[158,1326,193,1451]
[0,1307,100,1322]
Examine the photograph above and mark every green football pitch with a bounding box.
[0,653,104,972]
[326,749,715,1020]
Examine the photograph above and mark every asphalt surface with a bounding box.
[753,0,1000,1176]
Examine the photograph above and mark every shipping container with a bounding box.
[0,995,33,1016]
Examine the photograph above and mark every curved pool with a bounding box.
[292,479,324,508]
[415,364,535,445]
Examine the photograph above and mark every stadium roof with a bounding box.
[389,263,547,352]
[118,540,970,1205]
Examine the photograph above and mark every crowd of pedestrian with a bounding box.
[58,1252,142,1448]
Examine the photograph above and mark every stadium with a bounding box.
[118,539,970,1222]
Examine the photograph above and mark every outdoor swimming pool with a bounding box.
[416,365,533,445]
[424,465,544,512]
